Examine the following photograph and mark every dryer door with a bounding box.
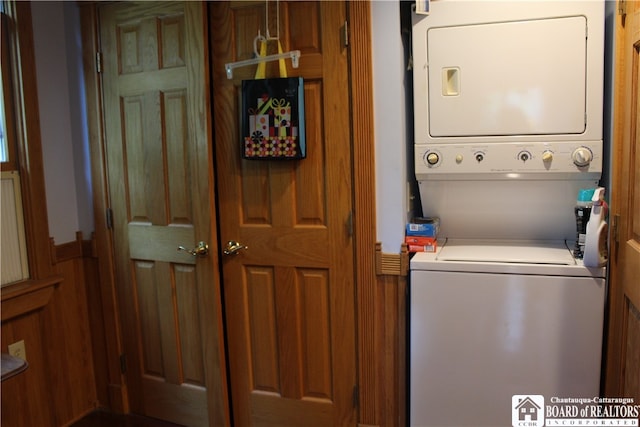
[427,16,587,138]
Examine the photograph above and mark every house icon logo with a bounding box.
[512,395,544,427]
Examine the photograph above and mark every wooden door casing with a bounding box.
[210,1,357,426]
[99,2,228,426]
[605,0,640,402]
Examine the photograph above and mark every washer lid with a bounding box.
[436,239,575,265]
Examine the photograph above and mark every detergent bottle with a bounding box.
[573,188,595,259]
[583,187,608,267]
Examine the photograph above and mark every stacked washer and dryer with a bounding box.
[409,2,607,426]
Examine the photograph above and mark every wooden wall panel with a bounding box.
[1,235,101,427]
[82,248,111,409]
[1,310,54,426]
[44,243,98,424]
[375,274,407,427]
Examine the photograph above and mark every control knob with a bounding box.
[542,151,553,162]
[572,147,593,167]
[426,152,440,166]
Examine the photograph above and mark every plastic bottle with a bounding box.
[573,188,594,259]
[583,187,608,268]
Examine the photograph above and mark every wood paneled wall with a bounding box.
[359,244,409,427]
[372,273,407,427]
[1,234,102,426]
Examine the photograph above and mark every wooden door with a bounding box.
[210,1,357,426]
[605,1,640,402]
[99,2,228,425]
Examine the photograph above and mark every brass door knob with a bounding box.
[223,240,248,255]
[177,241,209,257]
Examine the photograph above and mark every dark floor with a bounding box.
[71,410,184,427]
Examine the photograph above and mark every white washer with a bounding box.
[409,239,606,427]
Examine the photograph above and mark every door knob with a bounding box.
[177,241,209,257]
[224,240,248,256]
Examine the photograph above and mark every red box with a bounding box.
[405,236,437,252]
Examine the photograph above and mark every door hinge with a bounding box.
[612,214,620,243]
[352,385,359,408]
[106,207,113,229]
[96,51,102,73]
[119,354,127,374]
[342,20,349,48]
[618,0,627,17]
[346,210,354,237]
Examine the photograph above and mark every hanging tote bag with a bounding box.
[241,41,306,160]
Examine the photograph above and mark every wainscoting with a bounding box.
[1,236,409,427]
[1,233,101,426]
[368,244,408,427]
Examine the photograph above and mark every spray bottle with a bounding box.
[583,187,608,268]
[573,188,595,259]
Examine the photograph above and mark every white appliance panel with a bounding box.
[410,269,606,427]
[418,180,598,240]
[427,17,587,138]
[415,141,603,181]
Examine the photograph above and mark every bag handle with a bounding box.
[254,39,288,79]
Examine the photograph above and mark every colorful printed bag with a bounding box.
[241,41,306,160]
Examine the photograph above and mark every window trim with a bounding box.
[0,1,56,289]
[1,12,17,171]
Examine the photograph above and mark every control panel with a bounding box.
[415,142,602,180]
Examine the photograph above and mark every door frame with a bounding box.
[80,0,380,423]
[603,0,640,398]
[347,2,380,425]
[79,3,128,412]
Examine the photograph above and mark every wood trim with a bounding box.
[0,276,61,321]
[603,0,625,397]
[375,243,410,277]
[78,2,128,413]
[50,232,84,264]
[50,232,96,264]
[604,0,640,397]
[3,1,55,280]
[1,14,19,172]
[348,1,380,425]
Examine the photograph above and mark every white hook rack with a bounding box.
[225,50,301,79]
[225,1,299,80]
